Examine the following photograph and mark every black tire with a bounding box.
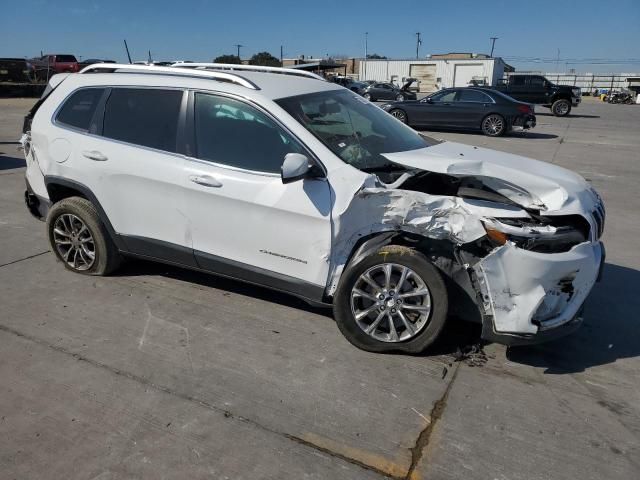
[551,99,571,116]
[46,196,122,275]
[481,113,506,136]
[388,108,408,124]
[333,245,448,354]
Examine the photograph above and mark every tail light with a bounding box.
[517,104,531,114]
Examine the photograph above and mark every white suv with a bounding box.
[22,63,605,353]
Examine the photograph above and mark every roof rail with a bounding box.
[78,63,259,90]
[172,63,326,81]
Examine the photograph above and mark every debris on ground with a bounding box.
[453,343,489,367]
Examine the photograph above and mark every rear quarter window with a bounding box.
[55,55,77,63]
[55,88,105,131]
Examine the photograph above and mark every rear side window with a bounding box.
[510,76,525,86]
[56,88,105,131]
[457,89,491,103]
[55,55,77,63]
[103,88,183,153]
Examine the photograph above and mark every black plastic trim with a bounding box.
[121,235,197,268]
[195,249,326,302]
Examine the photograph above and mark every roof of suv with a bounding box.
[64,65,344,101]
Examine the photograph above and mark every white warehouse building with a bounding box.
[358,53,514,93]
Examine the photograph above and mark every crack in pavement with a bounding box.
[404,362,461,480]
[0,323,461,479]
[0,250,49,268]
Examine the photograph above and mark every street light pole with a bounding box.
[490,37,498,57]
[233,44,244,60]
[364,32,368,80]
[415,32,422,60]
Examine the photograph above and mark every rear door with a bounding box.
[453,89,494,128]
[67,87,192,261]
[182,92,332,297]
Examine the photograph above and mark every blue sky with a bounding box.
[1,0,639,72]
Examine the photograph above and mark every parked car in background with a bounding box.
[30,54,79,80]
[363,79,417,101]
[492,74,581,116]
[77,59,116,70]
[381,87,536,136]
[330,76,367,94]
[0,58,34,82]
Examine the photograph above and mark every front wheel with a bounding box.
[551,99,571,116]
[388,108,408,123]
[395,94,405,101]
[363,93,372,101]
[481,114,506,136]
[333,245,448,353]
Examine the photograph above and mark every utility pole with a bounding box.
[556,48,560,73]
[489,37,498,57]
[280,45,283,66]
[123,39,132,64]
[415,32,422,60]
[364,32,368,80]
[233,44,244,60]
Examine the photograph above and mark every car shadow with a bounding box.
[506,263,640,374]
[0,154,26,170]
[415,126,558,140]
[536,112,601,119]
[114,258,332,317]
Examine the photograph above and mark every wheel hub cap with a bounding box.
[350,263,432,343]
[52,213,96,271]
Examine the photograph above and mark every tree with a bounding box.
[249,51,281,67]
[213,54,241,64]
[367,53,387,59]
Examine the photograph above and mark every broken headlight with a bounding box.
[483,218,588,253]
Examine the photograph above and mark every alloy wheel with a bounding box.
[53,213,96,271]
[390,109,407,123]
[350,263,432,342]
[483,114,504,135]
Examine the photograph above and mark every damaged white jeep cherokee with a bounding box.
[22,63,605,353]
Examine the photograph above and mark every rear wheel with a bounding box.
[333,245,448,353]
[47,197,122,275]
[481,114,506,136]
[389,109,408,123]
[395,94,405,101]
[363,93,372,101]
[551,99,571,116]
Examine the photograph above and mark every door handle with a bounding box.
[189,174,222,188]
[82,150,108,161]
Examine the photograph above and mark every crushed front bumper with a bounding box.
[474,241,604,346]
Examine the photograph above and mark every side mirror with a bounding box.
[281,153,315,184]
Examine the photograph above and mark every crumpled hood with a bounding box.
[382,141,596,214]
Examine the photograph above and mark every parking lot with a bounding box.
[1,96,639,479]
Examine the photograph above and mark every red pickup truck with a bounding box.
[30,54,79,81]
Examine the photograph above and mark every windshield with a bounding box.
[277,90,434,171]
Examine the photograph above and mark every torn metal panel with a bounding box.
[474,241,603,335]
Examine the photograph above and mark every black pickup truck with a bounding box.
[493,74,581,116]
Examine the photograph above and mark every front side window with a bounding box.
[529,76,545,87]
[56,88,104,131]
[194,93,304,173]
[102,88,183,153]
[430,90,457,103]
[277,89,436,172]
